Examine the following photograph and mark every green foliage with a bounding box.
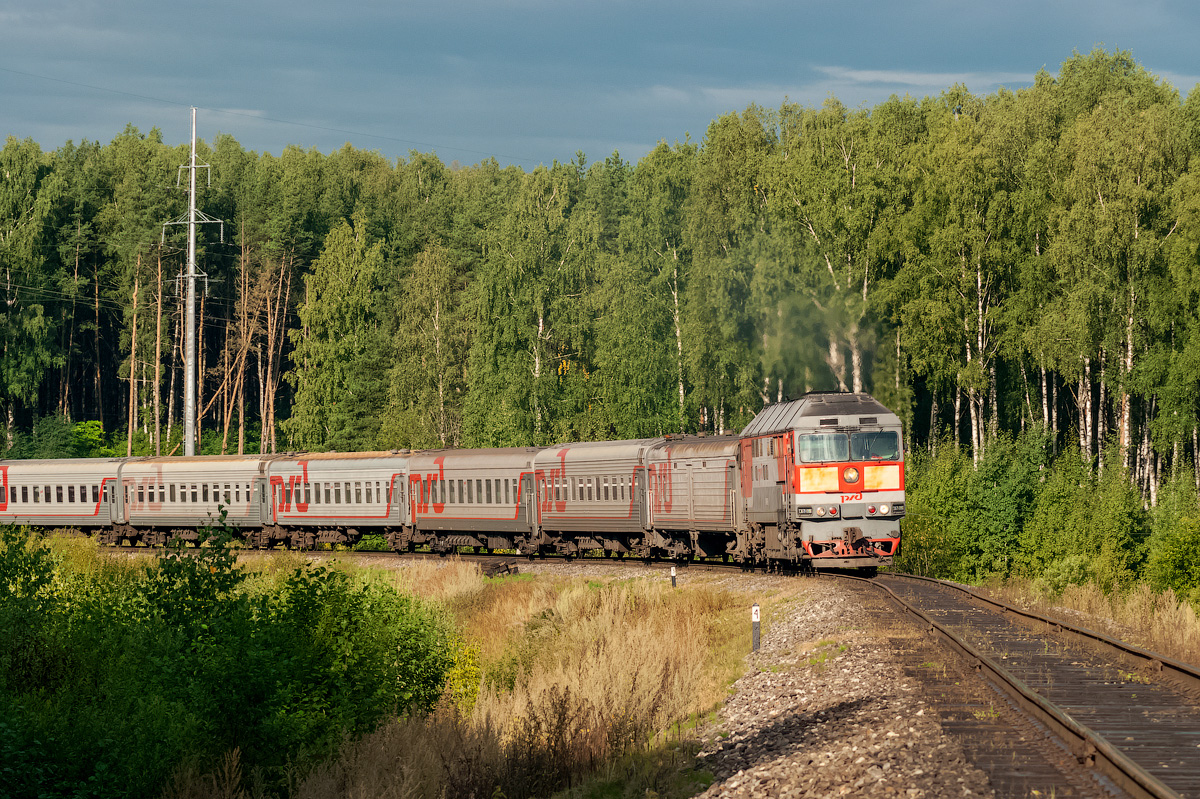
[894,443,973,578]
[3,416,118,458]
[284,216,391,451]
[1146,517,1200,597]
[898,431,1145,589]
[0,526,456,798]
[1032,554,1094,598]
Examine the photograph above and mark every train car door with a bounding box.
[255,478,272,524]
[634,468,649,529]
[392,474,407,526]
[730,462,745,530]
[105,479,122,524]
[111,465,128,524]
[521,473,536,531]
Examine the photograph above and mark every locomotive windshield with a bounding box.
[797,431,900,463]
[850,430,900,460]
[797,433,848,463]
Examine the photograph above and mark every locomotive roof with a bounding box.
[740,393,895,437]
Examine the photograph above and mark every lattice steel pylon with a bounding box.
[162,108,224,457]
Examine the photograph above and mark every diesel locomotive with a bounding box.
[0,393,903,571]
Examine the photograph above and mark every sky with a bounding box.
[2,1,1199,170]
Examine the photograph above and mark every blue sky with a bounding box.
[2,1,1198,169]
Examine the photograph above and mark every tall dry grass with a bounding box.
[293,569,746,799]
[985,579,1200,667]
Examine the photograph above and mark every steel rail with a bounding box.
[889,572,1200,698]
[835,572,1182,799]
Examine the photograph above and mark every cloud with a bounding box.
[1155,70,1200,93]
[814,66,1034,92]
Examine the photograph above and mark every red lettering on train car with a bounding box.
[552,449,568,513]
[0,465,7,511]
[648,450,674,514]
[429,457,445,514]
[409,473,426,515]
[272,462,311,513]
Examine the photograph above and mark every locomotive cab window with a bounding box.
[797,433,849,463]
[849,430,901,461]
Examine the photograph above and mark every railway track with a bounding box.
[843,572,1200,799]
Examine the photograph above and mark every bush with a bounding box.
[1146,516,1200,597]
[0,526,456,798]
[1032,553,1093,598]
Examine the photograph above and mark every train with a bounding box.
[0,392,904,571]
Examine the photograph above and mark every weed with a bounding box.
[972,703,999,720]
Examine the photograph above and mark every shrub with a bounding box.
[1146,516,1200,597]
[0,527,456,798]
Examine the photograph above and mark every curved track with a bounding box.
[845,572,1200,799]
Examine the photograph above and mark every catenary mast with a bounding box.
[163,108,222,456]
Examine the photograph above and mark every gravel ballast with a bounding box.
[689,574,995,799]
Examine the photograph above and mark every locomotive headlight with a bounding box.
[843,467,860,484]
[879,504,889,515]
[817,507,827,517]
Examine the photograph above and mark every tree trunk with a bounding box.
[1120,298,1135,470]
[153,251,164,455]
[1041,366,1049,429]
[953,386,961,449]
[1021,360,1033,433]
[127,266,139,458]
[1097,351,1106,474]
[849,320,863,394]
[827,335,848,391]
[533,310,544,440]
[197,289,207,452]
[1078,362,1090,463]
[60,231,82,420]
[435,295,447,446]
[929,391,939,457]
[988,362,998,439]
[1051,376,1058,453]
[94,260,104,425]
[257,344,266,454]
[671,252,685,433]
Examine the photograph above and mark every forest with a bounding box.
[3,49,1200,507]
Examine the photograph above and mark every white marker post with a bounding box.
[670,565,677,588]
[751,603,761,652]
